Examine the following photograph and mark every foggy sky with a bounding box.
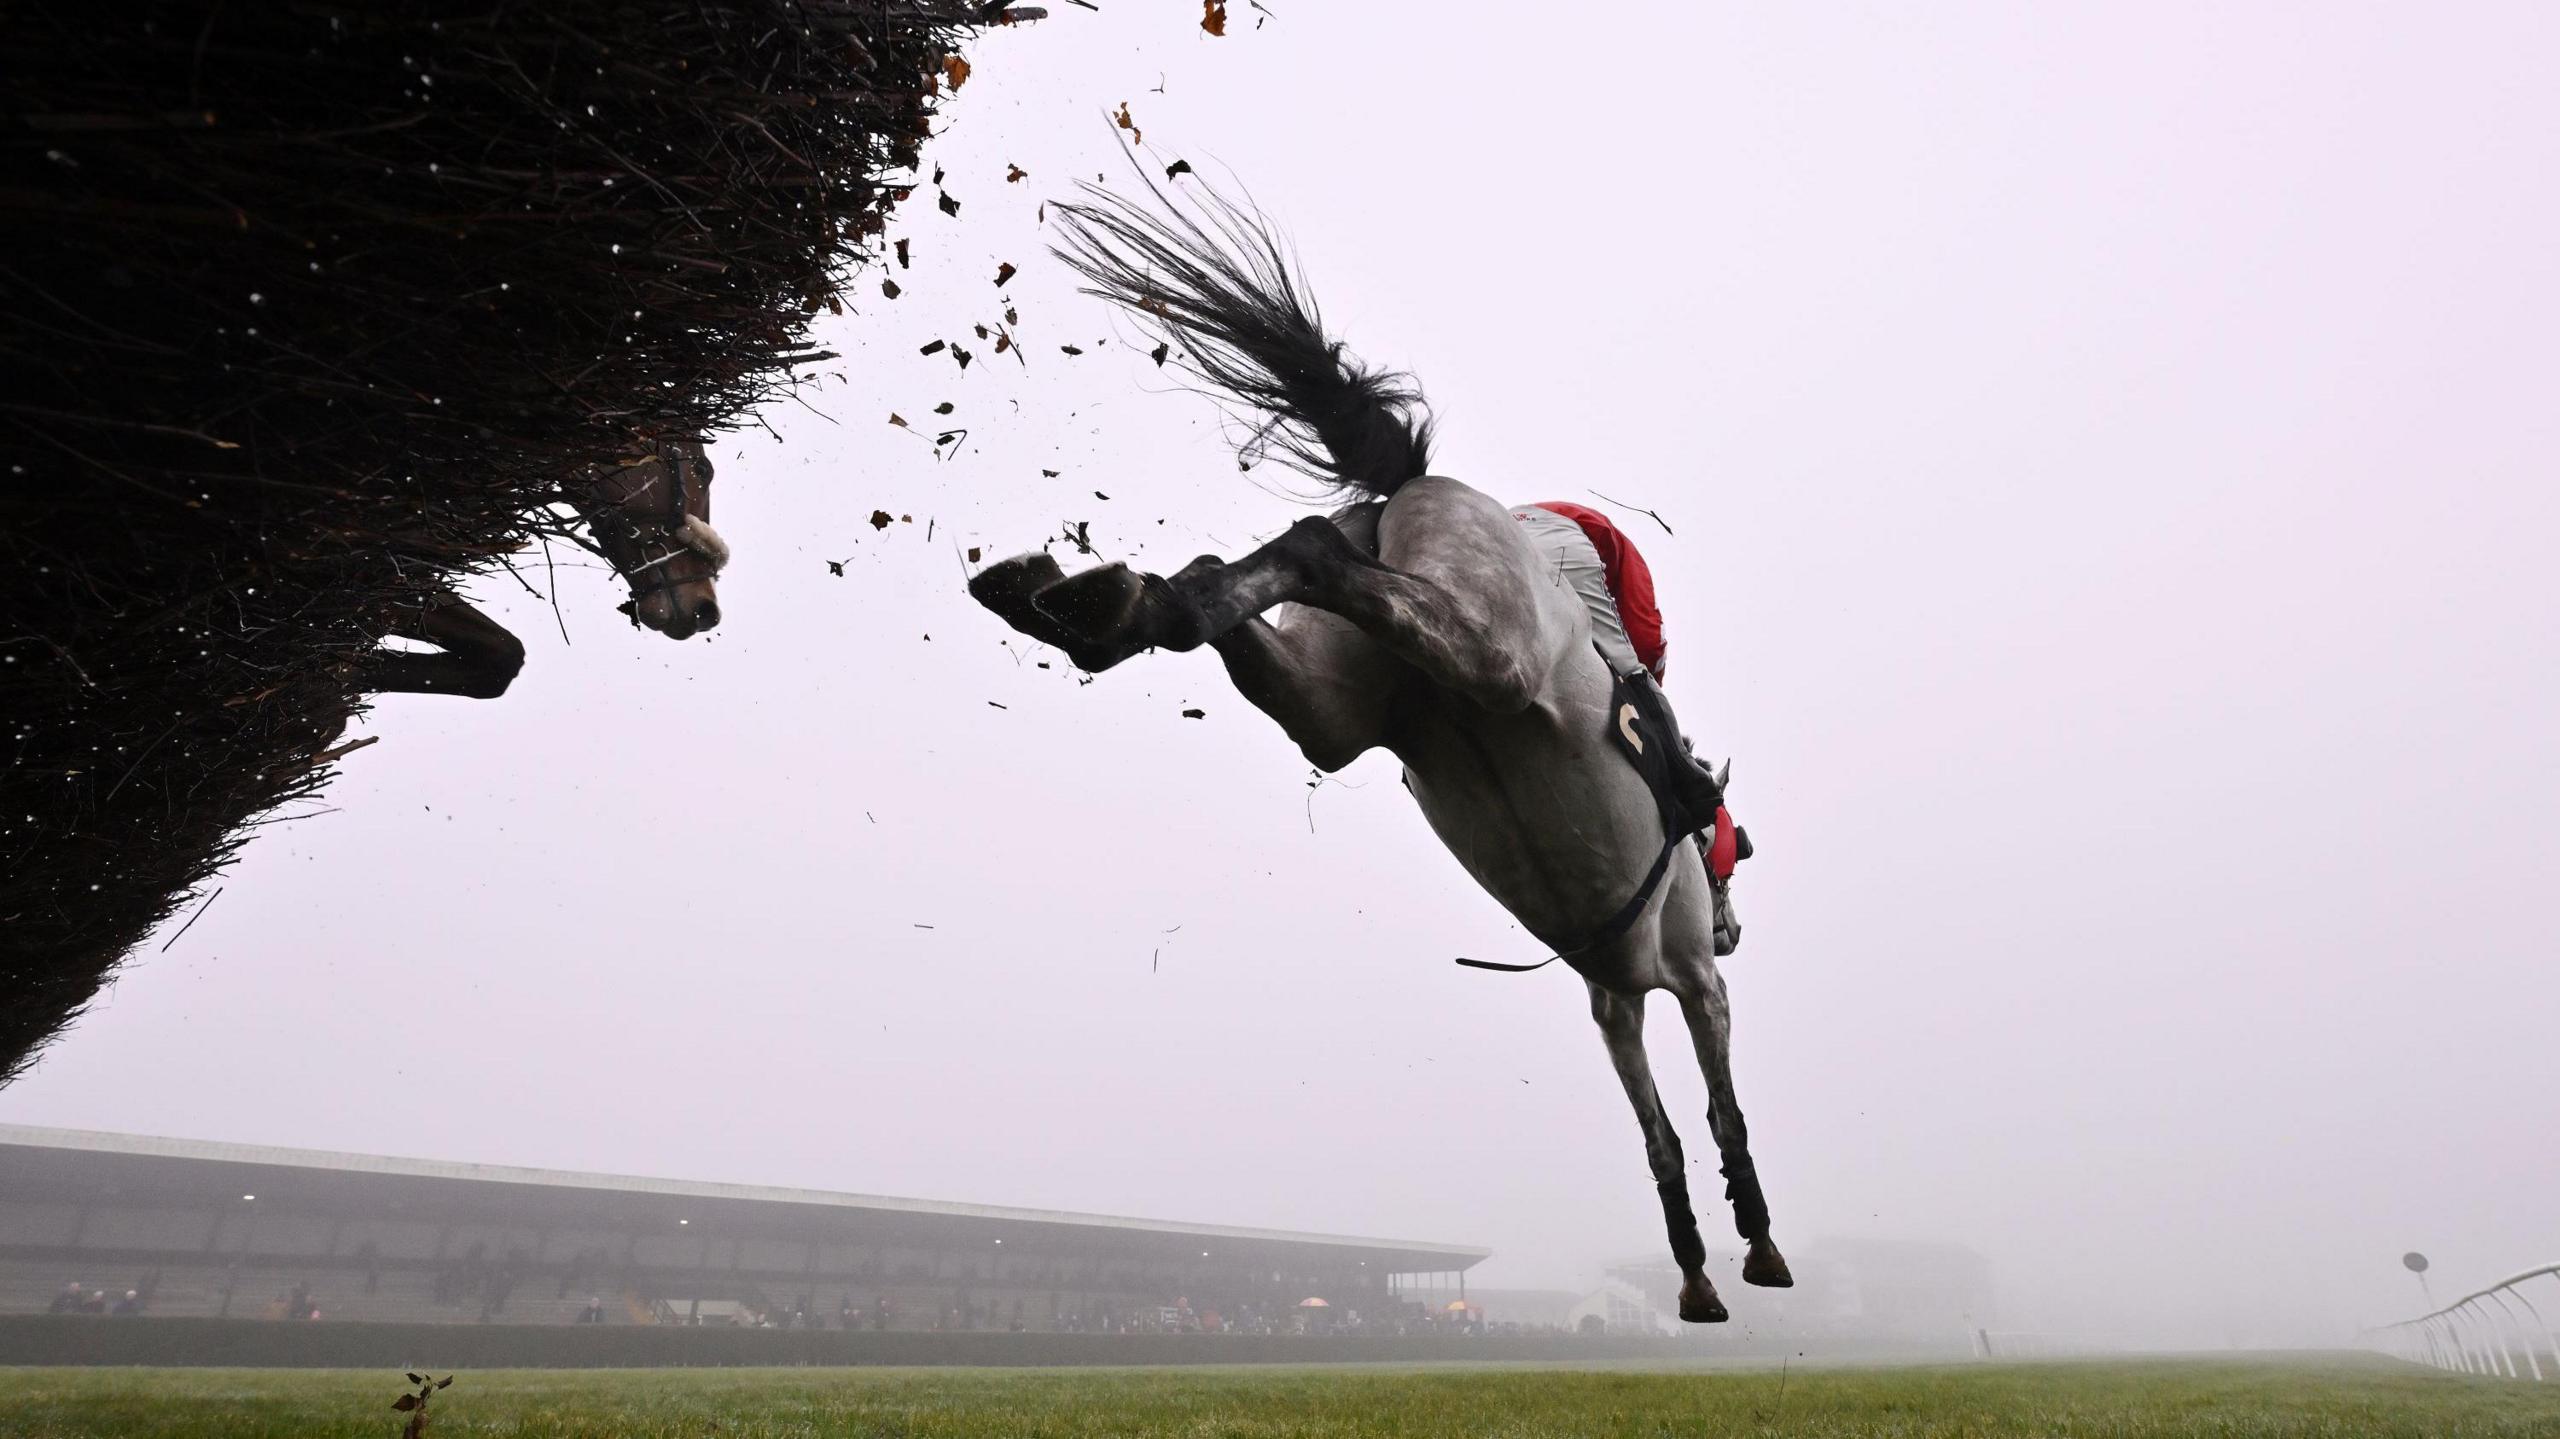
[7,3,2555,1349]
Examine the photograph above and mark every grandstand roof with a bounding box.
[0,1125,1489,1273]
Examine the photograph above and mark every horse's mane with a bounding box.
[1049,154,1432,501]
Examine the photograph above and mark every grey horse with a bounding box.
[969,176,1791,1322]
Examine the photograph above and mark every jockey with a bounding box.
[1510,502,1744,867]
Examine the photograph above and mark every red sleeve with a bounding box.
[1531,502,1668,680]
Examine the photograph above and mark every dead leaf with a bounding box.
[937,191,960,217]
[974,323,990,339]
[1165,158,1193,181]
[994,262,1017,287]
[1041,468,1060,477]
[1150,341,1170,366]
[1115,102,1142,146]
[1095,490,1111,500]
[919,339,946,355]
[870,510,894,530]
[881,276,902,299]
[1202,0,1227,35]
[1006,164,1028,183]
[827,560,846,576]
[1182,707,1206,718]
[888,413,909,427]
[934,401,955,414]
[967,546,983,563]
[952,346,973,369]
[1060,344,1084,356]
[942,54,972,91]
[895,238,910,269]
[1004,305,1019,324]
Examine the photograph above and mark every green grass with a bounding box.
[2,1356,2554,1438]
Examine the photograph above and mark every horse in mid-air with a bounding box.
[363,438,729,699]
[968,176,1791,1322]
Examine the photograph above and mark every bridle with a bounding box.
[584,440,723,604]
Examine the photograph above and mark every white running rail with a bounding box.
[2367,1264,2560,1380]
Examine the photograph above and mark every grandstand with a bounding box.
[0,1126,1486,1335]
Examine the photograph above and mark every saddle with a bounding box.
[1456,662,1746,973]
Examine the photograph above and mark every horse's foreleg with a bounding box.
[1674,969,1793,1289]
[363,596,526,699]
[1590,984,1726,1323]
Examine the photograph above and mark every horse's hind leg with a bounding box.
[1674,966,1793,1288]
[1020,478,1572,712]
[1590,984,1727,1323]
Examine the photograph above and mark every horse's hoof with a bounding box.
[1027,563,1151,665]
[969,552,1065,612]
[1028,562,1209,665]
[1677,1274,1728,1324]
[968,552,1091,655]
[1742,1238,1794,1289]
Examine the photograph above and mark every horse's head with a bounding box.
[579,439,728,640]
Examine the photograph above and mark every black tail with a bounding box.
[1050,160,1431,500]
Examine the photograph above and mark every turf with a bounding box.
[1,1355,2553,1438]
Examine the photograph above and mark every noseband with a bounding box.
[609,442,725,601]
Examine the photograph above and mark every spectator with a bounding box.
[111,1289,142,1317]
[49,1281,82,1314]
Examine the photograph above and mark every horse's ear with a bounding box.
[1714,760,1731,790]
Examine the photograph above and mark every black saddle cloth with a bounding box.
[1609,666,1724,843]
[1454,665,1725,973]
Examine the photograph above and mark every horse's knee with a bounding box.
[470,631,527,697]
